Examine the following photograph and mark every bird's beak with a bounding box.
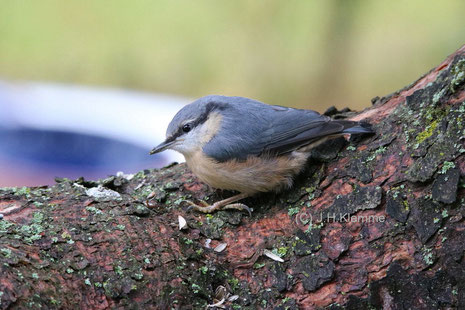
[149,140,174,155]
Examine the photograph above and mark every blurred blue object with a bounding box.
[0,81,189,186]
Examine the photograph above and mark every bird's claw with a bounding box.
[183,200,252,216]
[183,199,209,211]
[223,203,252,217]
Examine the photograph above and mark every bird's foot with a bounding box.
[184,200,252,216]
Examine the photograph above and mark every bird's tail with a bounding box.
[338,120,374,135]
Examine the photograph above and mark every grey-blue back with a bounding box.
[200,96,341,162]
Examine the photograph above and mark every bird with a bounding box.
[150,95,373,214]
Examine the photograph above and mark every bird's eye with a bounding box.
[182,124,191,133]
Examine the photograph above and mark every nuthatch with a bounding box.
[150,95,373,214]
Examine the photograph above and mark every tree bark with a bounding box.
[2,45,465,310]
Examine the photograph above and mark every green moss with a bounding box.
[288,207,300,217]
[442,209,449,218]
[173,198,184,205]
[61,231,71,239]
[415,120,438,144]
[133,170,146,179]
[440,161,455,174]
[191,283,201,294]
[0,220,15,233]
[422,247,434,266]
[277,247,288,257]
[85,206,102,215]
[450,59,465,93]
[20,223,44,244]
[402,200,409,211]
[425,102,449,122]
[304,223,316,233]
[182,237,193,245]
[114,265,123,276]
[49,297,60,305]
[228,277,239,290]
[432,88,447,105]
[133,272,143,280]
[0,248,12,258]
[305,186,316,193]
[14,186,31,197]
[33,201,44,208]
[31,212,44,224]
[366,146,387,161]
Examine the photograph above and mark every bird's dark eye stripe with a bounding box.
[173,105,217,139]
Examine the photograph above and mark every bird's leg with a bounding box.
[184,193,252,215]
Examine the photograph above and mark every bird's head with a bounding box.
[150,95,226,157]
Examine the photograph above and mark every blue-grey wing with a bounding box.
[259,108,346,156]
[203,99,348,162]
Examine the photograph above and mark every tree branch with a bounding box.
[1,45,465,309]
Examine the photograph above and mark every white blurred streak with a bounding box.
[0,81,188,162]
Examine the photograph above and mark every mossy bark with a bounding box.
[1,45,465,309]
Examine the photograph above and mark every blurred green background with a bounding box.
[1,0,465,111]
